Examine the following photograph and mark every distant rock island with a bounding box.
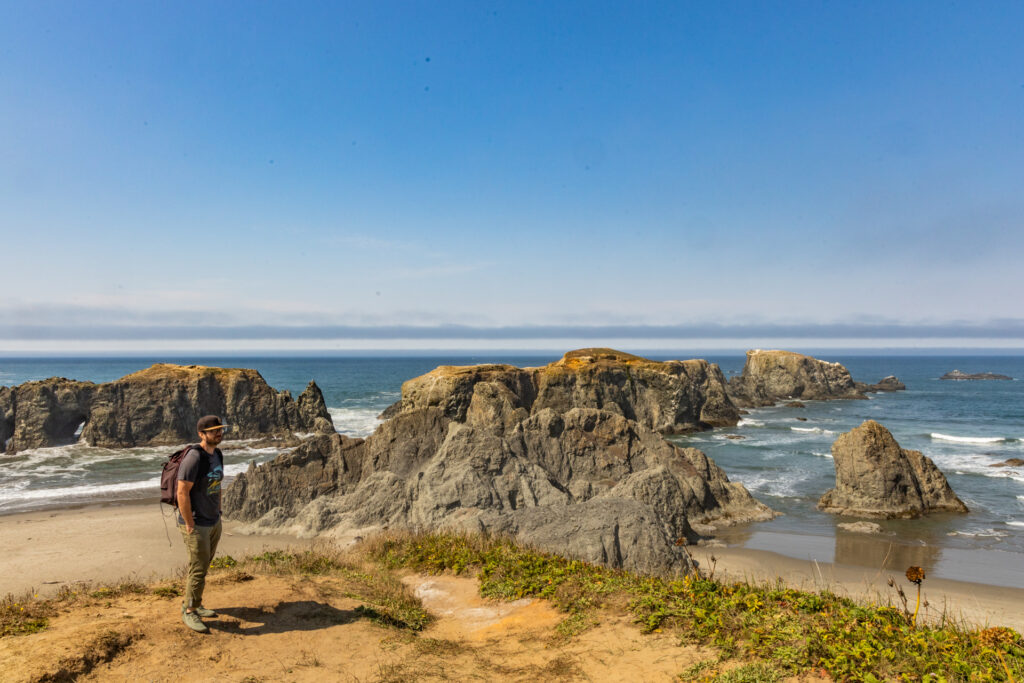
[727,349,904,408]
[818,420,968,519]
[940,370,1013,381]
[0,364,334,453]
[225,349,776,575]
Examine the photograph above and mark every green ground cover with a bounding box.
[364,531,1024,682]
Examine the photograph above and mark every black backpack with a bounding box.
[160,445,200,506]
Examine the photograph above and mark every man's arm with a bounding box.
[177,479,195,533]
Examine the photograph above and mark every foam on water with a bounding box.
[0,479,158,505]
[948,527,1008,538]
[734,470,812,498]
[931,452,1024,482]
[931,432,1005,444]
[0,442,290,514]
[738,418,765,427]
[1007,521,1024,528]
[328,407,383,438]
[791,426,835,434]
[811,451,833,459]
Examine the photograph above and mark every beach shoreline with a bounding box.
[688,543,1024,633]
[2,502,1022,634]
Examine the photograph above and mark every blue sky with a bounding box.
[2,2,1022,351]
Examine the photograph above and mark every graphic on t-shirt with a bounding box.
[207,463,223,496]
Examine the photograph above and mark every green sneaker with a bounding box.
[181,603,217,618]
[182,610,209,633]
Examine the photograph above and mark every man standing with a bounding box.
[177,415,226,633]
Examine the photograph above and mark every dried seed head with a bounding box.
[979,626,1020,649]
[905,566,926,584]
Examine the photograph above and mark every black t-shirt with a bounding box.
[176,447,224,527]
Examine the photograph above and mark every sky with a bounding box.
[2,1,1023,352]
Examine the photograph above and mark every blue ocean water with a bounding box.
[2,354,1023,585]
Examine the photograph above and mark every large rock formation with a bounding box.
[728,350,903,407]
[728,350,861,407]
[224,349,774,575]
[1,379,96,452]
[2,364,334,453]
[0,386,11,448]
[818,420,968,519]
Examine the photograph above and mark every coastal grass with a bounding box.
[360,530,1024,682]
[1,592,54,636]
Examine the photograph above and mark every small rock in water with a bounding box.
[795,417,808,422]
[785,401,806,408]
[990,458,1024,468]
[838,521,883,534]
[725,434,746,440]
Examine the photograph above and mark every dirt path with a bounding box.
[0,573,708,682]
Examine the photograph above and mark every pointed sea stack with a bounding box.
[818,420,968,519]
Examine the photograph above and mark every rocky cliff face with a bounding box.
[224,349,773,575]
[728,350,867,407]
[2,379,96,452]
[818,420,968,519]
[398,348,740,433]
[2,365,334,453]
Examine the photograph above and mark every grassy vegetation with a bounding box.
[5,531,1023,681]
[1,592,53,636]
[363,531,1024,682]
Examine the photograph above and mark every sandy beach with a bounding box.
[2,503,1022,635]
[0,502,309,598]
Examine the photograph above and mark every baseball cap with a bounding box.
[197,415,228,432]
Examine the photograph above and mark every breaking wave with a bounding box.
[791,426,835,435]
[328,407,383,438]
[931,433,1005,444]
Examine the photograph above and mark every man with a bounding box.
[177,414,226,633]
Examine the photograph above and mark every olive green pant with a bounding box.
[178,521,222,609]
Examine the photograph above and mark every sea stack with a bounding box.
[818,420,968,519]
[1,364,335,453]
[728,350,863,407]
[224,349,775,575]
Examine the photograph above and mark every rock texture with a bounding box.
[2,379,96,452]
[224,349,774,575]
[728,350,863,407]
[940,370,1013,381]
[2,365,333,453]
[728,350,904,407]
[818,420,968,519]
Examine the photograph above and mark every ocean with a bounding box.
[2,354,1022,586]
